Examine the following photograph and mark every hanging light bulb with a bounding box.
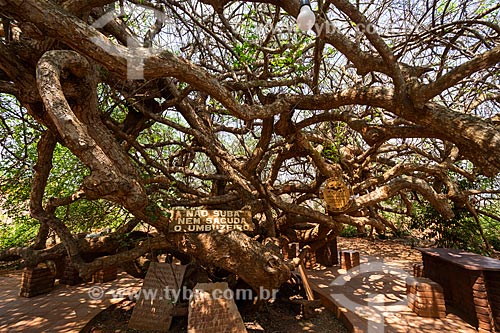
[296,0,316,32]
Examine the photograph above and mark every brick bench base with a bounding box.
[92,266,118,283]
[406,277,446,318]
[413,263,424,277]
[59,258,83,285]
[20,267,55,297]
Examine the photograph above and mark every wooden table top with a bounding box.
[417,248,500,271]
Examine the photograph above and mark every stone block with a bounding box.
[406,276,444,292]
[315,237,338,267]
[478,329,493,333]
[474,297,491,308]
[477,318,494,331]
[475,305,493,316]
[285,243,299,259]
[304,251,317,269]
[476,312,494,322]
[92,266,118,283]
[59,258,83,285]
[188,282,247,333]
[413,263,424,277]
[340,250,360,270]
[408,303,445,318]
[406,288,445,300]
[19,267,55,298]
[473,282,487,292]
[406,277,446,318]
[407,293,446,306]
[128,262,186,332]
[473,289,489,299]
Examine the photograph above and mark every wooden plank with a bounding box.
[298,263,315,301]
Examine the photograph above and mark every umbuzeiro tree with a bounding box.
[0,0,499,291]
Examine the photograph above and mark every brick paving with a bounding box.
[0,270,141,333]
[307,254,479,333]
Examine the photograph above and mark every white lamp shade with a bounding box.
[296,5,316,31]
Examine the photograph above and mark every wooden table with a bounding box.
[417,248,500,333]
